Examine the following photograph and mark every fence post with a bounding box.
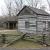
[42,34,46,44]
[2,34,6,44]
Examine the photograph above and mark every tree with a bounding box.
[47,0,50,7]
[4,0,12,17]
[4,0,22,16]
[4,0,48,16]
[14,0,22,15]
[47,0,50,11]
[32,0,41,8]
[40,5,46,10]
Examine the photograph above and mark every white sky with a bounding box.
[0,0,8,16]
[0,0,50,16]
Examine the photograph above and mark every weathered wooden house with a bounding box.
[17,6,50,34]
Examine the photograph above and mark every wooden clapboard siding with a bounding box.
[18,18,26,33]
[28,17,36,33]
[37,15,50,21]
[18,15,37,33]
[37,22,46,32]
[18,15,50,33]
[37,15,50,32]
[18,20,25,29]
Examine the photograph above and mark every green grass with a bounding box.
[0,30,43,48]
[0,30,50,48]
[0,30,22,35]
[9,40,43,48]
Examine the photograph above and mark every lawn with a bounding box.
[9,40,43,48]
[0,30,42,48]
[0,30,49,48]
[0,30,22,35]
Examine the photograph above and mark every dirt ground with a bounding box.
[0,30,16,32]
[0,30,18,35]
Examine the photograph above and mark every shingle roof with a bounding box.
[17,6,50,16]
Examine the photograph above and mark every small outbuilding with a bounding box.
[17,6,50,34]
[3,16,17,29]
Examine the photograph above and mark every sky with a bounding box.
[0,0,8,16]
[0,0,5,16]
[0,0,50,16]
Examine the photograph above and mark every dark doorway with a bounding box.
[9,23,13,29]
[6,21,17,29]
[9,23,16,29]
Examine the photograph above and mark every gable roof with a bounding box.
[17,6,50,16]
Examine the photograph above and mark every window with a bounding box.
[29,25,36,27]
[25,21,36,28]
[29,22,36,27]
[25,22,29,28]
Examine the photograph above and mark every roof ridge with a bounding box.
[17,5,50,16]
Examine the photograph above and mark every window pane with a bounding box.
[29,25,36,27]
[25,22,29,28]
